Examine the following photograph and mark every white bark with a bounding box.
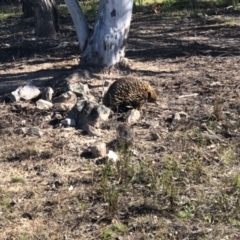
[64,0,89,51]
[81,0,133,68]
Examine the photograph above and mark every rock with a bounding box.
[61,118,76,127]
[126,109,141,125]
[68,100,111,129]
[82,124,102,137]
[9,83,41,102]
[64,70,92,97]
[9,88,21,102]
[151,132,160,141]
[174,112,181,121]
[107,150,118,163]
[91,142,107,158]
[42,87,54,101]
[20,120,26,126]
[66,81,95,102]
[36,99,53,110]
[52,91,77,110]
[67,82,90,97]
[19,83,41,100]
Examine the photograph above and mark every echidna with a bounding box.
[103,78,157,112]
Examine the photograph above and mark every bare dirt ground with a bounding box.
[1,3,240,240]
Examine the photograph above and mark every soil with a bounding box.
[1,3,240,240]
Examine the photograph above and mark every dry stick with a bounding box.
[178,93,198,99]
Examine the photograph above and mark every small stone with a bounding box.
[174,112,181,121]
[36,99,53,110]
[9,88,21,102]
[20,120,26,126]
[61,118,76,127]
[53,91,77,110]
[82,124,102,137]
[132,149,140,156]
[126,109,141,125]
[42,87,54,101]
[151,132,160,141]
[91,142,107,158]
[107,150,118,163]
[9,83,40,102]
[43,115,52,121]
[19,83,41,100]
[68,100,111,129]
[67,82,90,97]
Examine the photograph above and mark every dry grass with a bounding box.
[1,1,240,239]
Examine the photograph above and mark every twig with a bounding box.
[178,93,198,99]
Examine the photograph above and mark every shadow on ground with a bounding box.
[0,6,240,94]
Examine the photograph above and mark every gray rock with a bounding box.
[91,142,107,158]
[36,99,53,110]
[42,87,54,101]
[67,82,90,97]
[61,118,76,127]
[64,70,92,97]
[52,91,77,110]
[68,100,111,129]
[126,109,141,125]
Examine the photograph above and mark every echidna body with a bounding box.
[103,78,157,112]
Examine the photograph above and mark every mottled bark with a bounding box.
[31,0,59,38]
[66,0,133,68]
[81,0,133,68]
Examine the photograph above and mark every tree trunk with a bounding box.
[82,0,133,68]
[65,0,133,68]
[31,0,59,38]
[22,0,34,18]
[64,0,89,51]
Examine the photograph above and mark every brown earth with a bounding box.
[0,3,240,240]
